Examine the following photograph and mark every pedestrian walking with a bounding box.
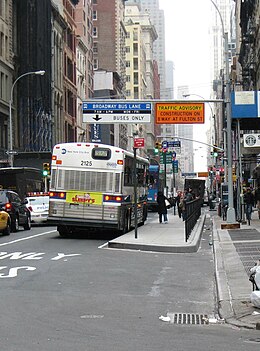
[254,185,260,219]
[244,188,255,225]
[157,191,169,224]
[175,191,182,218]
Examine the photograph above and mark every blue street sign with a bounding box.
[162,140,168,148]
[82,101,152,123]
[168,140,181,147]
[172,160,178,173]
[182,172,197,177]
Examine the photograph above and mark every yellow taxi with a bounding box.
[0,210,11,235]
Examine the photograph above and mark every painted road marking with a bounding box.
[0,230,57,247]
[0,266,36,278]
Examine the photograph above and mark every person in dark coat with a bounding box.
[175,191,183,218]
[157,191,169,224]
[254,185,260,219]
[244,188,255,222]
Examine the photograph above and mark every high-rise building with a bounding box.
[14,0,52,152]
[176,86,194,174]
[75,0,94,142]
[92,0,128,149]
[210,0,233,151]
[139,0,166,99]
[124,1,157,156]
[0,0,14,164]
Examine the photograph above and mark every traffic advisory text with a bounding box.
[155,103,205,124]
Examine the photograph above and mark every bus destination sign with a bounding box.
[83,102,151,124]
[155,103,205,124]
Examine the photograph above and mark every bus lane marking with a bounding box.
[0,266,36,278]
[0,230,57,247]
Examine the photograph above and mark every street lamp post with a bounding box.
[210,0,236,223]
[9,70,45,167]
[183,93,216,144]
[183,93,217,194]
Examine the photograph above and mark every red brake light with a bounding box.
[103,195,122,202]
[5,203,11,210]
[49,191,66,199]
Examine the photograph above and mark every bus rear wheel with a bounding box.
[122,210,131,234]
[57,225,71,238]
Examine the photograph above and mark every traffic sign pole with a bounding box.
[133,147,138,239]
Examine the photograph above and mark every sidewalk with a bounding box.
[107,207,260,329]
[108,209,205,253]
[214,210,260,330]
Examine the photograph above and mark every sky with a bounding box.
[159,0,213,171]
[160,0,212,98]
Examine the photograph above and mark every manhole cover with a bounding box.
[167,313,209,325]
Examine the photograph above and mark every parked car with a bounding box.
[0,190,31,232]
[25,193,49,224]
[0,210,11,235]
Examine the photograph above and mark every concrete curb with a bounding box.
[213,216,258,329]
[108,213,206,253]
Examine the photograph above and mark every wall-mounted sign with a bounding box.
[243,133,260,147]
[134,138,144,148]
[231,91,260,118]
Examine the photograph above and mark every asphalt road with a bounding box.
[0,214,259,351]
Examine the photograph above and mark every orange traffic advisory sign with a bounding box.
[155,103,205,124]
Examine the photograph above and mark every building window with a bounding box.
[93,10,97,20]
[93,42,98,53]
[133,72,138,85]
[126,75,130,82]
[126,32,130,39]
[93,0,97,4]
[125,46,130,53]
[94,58,98,70]
[0,32,3,57]
[134,87,138,99]
[93,27,98,38]
[126,61,130,68]
[133,58,138,70]
[133,43,138,55]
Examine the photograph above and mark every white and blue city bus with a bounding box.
[48,142,149,237]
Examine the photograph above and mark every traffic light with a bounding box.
[155,141,161,149]
[42,162,50,177]
[154,141,161,154]
[212,145,218,157]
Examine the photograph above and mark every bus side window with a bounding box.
[137,169,143,185]
[149,175,154,187]
[124,156,134,186]
[124,167,131,185]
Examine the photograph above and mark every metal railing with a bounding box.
[184,198,202,242]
